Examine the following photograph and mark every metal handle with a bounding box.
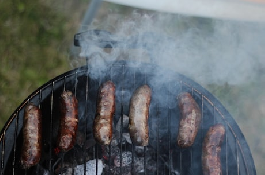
[74,30,117,48]
[74,29,176,64]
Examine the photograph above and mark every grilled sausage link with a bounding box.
[177,92,202,148]
[129,85,151,146]
[202,124,225,175]
[93,80,115,145]
[57,90,78,152]
[20,103,42,169]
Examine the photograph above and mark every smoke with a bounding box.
[73,12,265,86]
[70,11,265,174]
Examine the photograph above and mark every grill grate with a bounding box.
[0,61,256,175]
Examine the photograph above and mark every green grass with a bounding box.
[0,0,82,128]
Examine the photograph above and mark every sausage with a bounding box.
[129,85,151,146]
[177,92,202,148]
[20,103,42,169]
[93,80,115,145]
[202,124,225,175]
[57,90,78,152]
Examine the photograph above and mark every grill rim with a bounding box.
[0,60,256,175]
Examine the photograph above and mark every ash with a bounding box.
[55,115,179,175]
[75,159,104,175]
[99,115,179,175]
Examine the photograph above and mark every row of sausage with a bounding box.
[20,80,225,175]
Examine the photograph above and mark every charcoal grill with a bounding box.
[0,31,256,175]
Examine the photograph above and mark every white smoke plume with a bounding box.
[69,10,265,174]
[73,12,265,85]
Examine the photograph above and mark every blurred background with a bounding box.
[0,0,265,174]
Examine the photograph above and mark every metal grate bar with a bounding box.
[96,69,103,175]
[38,90,42,173]
[12,111,19,175]
[83,67,90,175]
[156,103,160,175]
[1,131,5,175]
[72,71,78,175]
[190,88,194,174]
[213,106,216,125]
[190,148,193,174]
[119,105,124,174]
[108,66,113,175]
[23,99,30,175]
[96,148,98,175]
[61,154,65,174]
[144,146,147,175]
[39,90,43,173]
[95,144,99,175]
[179,81,183,175]
[131,145,135,174]
[63,76,66,91]
[131,66,136,174]
[179,149,183,174]
[107,144,111,175]
[168,106,172,175]
[120,64,125,174]
[237,141,240,175]
[74,71,78,96]
[237,137,251,175]
[39,89,42,110]
[200,94,205,175]
[144,69,147,175]
[201,94,204,143]
[92,146,95,160]
[122,64,125,103]
[226,124,228,175]
[60,76,67,173]
[109,64,115,175]
[49,82,55,172]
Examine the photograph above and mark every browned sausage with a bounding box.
[177,92,202,148]
[202,124,225,175]
[20,103,42,169]
[93,80,115,145]
[57,90,78,152]
[129,85,151,146]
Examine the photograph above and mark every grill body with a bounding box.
[0,61,256,175]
